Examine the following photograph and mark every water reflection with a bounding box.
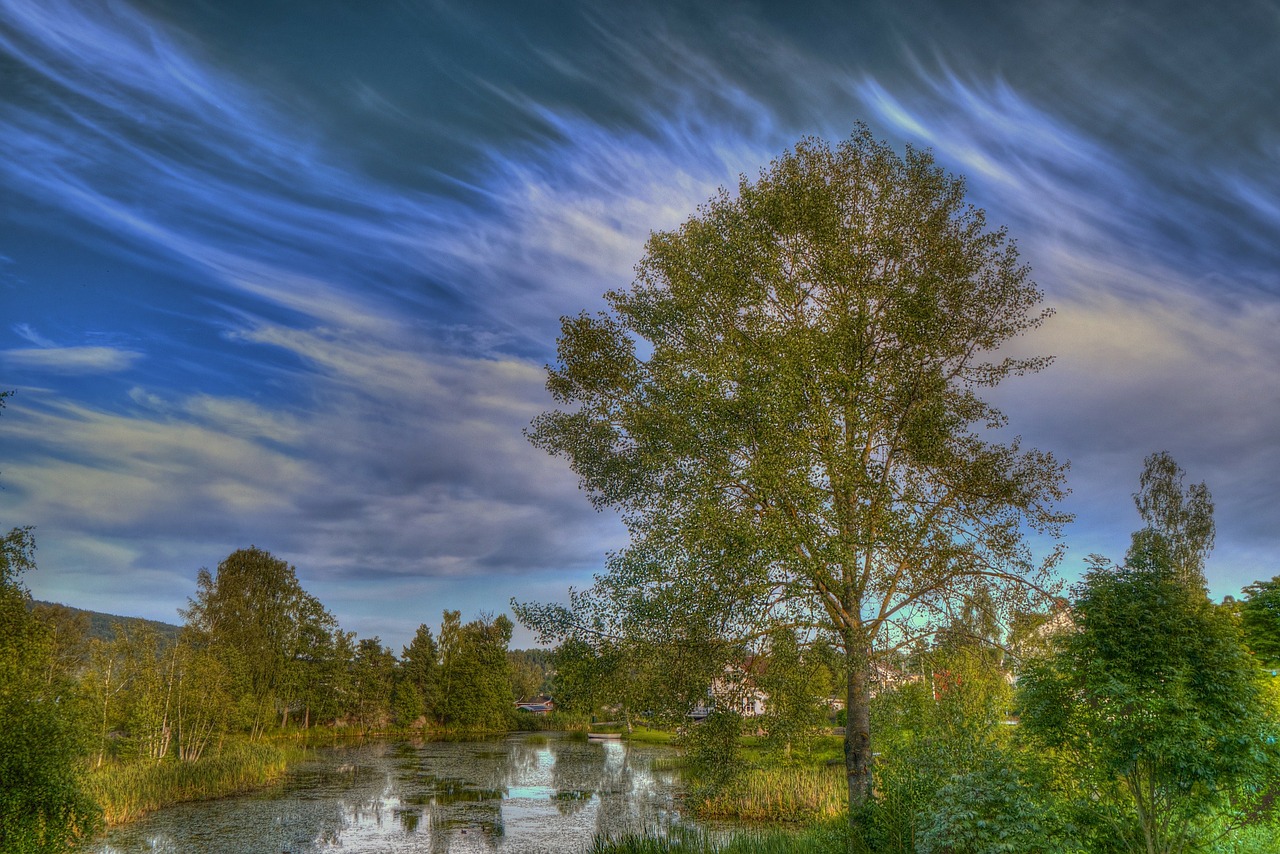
[94,734,693,853]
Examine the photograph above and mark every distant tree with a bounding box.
[519,127,1069,816]
[1018,551,1276,852]
[316,629,357,726]
[180,546,337,738]
[351,637,396,729]
[517,577,731,731]
[29,603,90,686]
[437,611,516,730]
[508,648,554,701]
[1129,451,1214,587]
[172,642,229,762]
[394,623,440,725]
[278,592,340,729]
[547,638,616,716]
[116,623,178,763]
[0,527,100,851]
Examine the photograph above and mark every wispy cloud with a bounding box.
[12,323,55,348]
[855,70,1280,594]
[3,345,142,374]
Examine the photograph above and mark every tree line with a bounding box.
[0,528,550,852]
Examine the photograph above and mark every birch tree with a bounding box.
[520,127,1069,820]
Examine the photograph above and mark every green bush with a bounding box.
[917,753,1072,854]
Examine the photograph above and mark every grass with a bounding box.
[625,726,677,744]
[590,819,851,853]
[693,765,846,822]
[86,740,308,825]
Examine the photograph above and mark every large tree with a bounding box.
[520,127,1069,817]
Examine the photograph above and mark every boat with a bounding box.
[586,731,623,740]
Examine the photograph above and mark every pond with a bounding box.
[93,733,702,853]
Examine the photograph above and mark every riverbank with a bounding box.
[86,741,309,825]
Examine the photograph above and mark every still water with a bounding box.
[94,734,698,853]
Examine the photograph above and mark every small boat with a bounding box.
[586,731,623,740]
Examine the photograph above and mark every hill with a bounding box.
[32,600,182,644]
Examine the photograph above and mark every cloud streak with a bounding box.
[3,345,141,374]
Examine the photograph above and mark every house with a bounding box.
[688,658,769,720]
[515,697,555,714]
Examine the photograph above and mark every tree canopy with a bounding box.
[519,126,1069,816]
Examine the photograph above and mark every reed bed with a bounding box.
[87,741,308,825]
[694,765,845,822]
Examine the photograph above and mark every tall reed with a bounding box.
[693,765,845,822]
[87,741,308,825]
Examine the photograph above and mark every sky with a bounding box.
[2,0,1279,650]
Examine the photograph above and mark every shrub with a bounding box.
[917,753,1072,854]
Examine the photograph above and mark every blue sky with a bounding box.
[3,0,1279,648]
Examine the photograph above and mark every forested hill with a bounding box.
[32,600,181,644]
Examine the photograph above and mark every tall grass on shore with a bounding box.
[87,741,308,825]
[693,765,845,822]
[590,819,850,854]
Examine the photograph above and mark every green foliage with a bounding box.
[678,710,745,795]
[1018,551,1278,853]
[437,610,517,730]
[181,546,340,738]
[350,637,396,729]
[508,647,554,701]
[0,527,101,852]
[549,637,611,715]
[860,624,1027,854]
[1130,451,1215,586]
[1241,576,1280,671]
[396,623,439,724]
[519,126,1070,817]
[755,628,833,759]
[917,753,1072,854]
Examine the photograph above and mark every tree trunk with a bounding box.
[844,636,873,826]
